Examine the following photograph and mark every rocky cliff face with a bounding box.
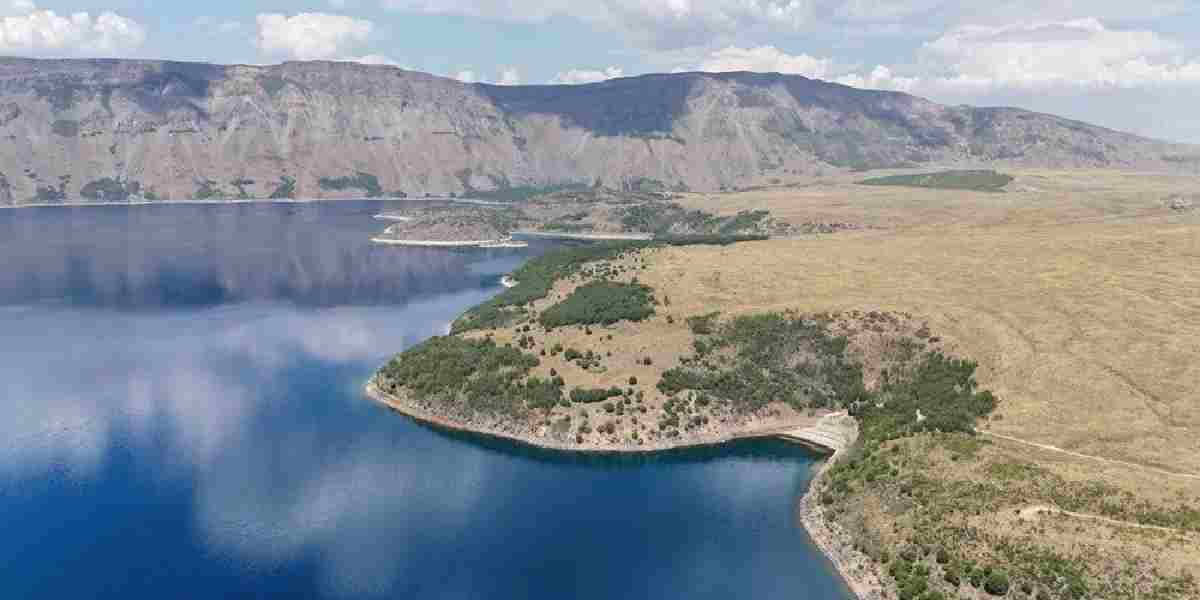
[0,57,1195,204]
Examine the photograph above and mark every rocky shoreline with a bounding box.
[365,377,887,599]
[797,446,889,600]
[365,378,840,453]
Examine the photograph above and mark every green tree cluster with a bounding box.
[378,336,558,415]
[658,312,867,413]
[539,281,655,328]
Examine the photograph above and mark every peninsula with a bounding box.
[371,169,1200,600]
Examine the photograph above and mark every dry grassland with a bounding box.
[637,169,1200,586]
[676,169,1199,230]
[656,170,1200,471]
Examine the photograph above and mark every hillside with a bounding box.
[372,169,1200,599]
[0,58,1196,205]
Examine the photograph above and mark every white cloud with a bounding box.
[1,0,34,16]
[684,19,1200,98]
[834,65,918,92]
[382,1,1200,54]
[696,45,834,78]
[384,0,816,50]
[915,18,1200,91]
[922,1,1189,26]
[382,0,578,23]
[255,12,373,60]
[346,54,402,66]
[816,19,1200,98]
[454,69,477,83]
[497,66,521,85]
[552,65,623,84]
[0,7,146,56]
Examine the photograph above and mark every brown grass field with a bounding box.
[665,169,1200,476]
[650,169,1200,587]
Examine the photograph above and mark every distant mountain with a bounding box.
[0,57,1196,205]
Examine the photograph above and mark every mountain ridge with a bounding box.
[0,56,1195,205]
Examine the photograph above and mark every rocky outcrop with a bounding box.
[0,57,1196,205]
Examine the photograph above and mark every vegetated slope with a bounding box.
[0,57,1196,205]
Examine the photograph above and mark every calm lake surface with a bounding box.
[0,201,852,599]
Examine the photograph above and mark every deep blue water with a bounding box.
[0,201,852,599]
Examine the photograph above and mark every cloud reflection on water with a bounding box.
[0,202,842,600]
[0,287,501,596]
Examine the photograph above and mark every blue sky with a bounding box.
[4,1,1200,143]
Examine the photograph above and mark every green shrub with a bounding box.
[539,281,655,328]
[81,177,140,202]
[943,565,961,586]
[453,242,645,332]
[859,170,1014,192]
[269,175,296,199]
[855,352,997,446]
[318,171,383,197]
[657,312,866,413]
[470,183,590,203]
[984,571,1010,596]
[569,387,623,404]
[379,336,551,415]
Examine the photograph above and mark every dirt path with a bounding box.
[1018,505,1192,535]
[979,430,1200,481]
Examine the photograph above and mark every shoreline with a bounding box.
[370,237,529,248]
[797,446,888,600]
[364,378,845,455]
[365,378,882,598]
[511,230,653,242]
[0,195,485,211]
[1,198,334,210]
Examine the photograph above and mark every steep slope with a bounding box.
[0,58,1194,205]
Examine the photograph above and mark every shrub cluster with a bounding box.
[379,336,559,414]
[853,352,997,445]
[858,170,1014,192]
[539,281,655,328]
[569,387,624,404]
[658,312,867,413]
[318,172,383,197]
[453,242,646,332]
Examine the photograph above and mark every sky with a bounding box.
[2,1,1200,143]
